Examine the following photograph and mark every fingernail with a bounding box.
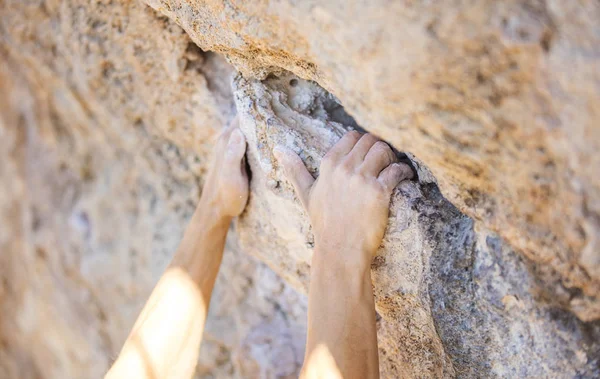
[229,129,243,146]
[398,163,415,179]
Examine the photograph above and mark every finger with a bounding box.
[273,145,315,208]
[214,119,236,156]
[226,115,239,131]
[358,141,398,177]
[345,133,380,168]
[378,162,414,192]
[219,116,239,141]
[323,130,362,164]
[225,128,246,163]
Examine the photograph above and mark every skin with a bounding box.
[105,121,248,379]
[275,131,413,379]
[106,123,412,379]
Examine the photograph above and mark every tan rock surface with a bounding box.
[233,72,600,377]
[0,1,305,378]
[148,0,600,321]
[1,0,600,378]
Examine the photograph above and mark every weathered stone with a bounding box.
[147,0,600,321]
[0,1,305,378]
[1,0,600,378]
[234,72,600,377]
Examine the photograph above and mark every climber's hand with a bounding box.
[108,118,248,379]
[275,131,413,267]
[200,117,249,221]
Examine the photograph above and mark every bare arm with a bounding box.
[275,132,413,379]
[106,122,248,379]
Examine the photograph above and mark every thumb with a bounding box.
[225,128,246,163]
[273,145,314,208]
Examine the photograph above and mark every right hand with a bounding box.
[274,131,413,268]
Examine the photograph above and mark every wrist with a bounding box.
[311,244,373,301]
[172,200,231,265]
[312,242,373,276]
[171,202,231,284]
[195,196,233,229]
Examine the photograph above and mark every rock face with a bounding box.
[233,72,600,377]
[1,0,599,378]
[147,0,600,321]
[0,1,305,378]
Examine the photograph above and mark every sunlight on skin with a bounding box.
[301,344,344,379]
[105,122,248,379]
[106,125,408,378]
[106,121,248,379]
[276,131,411,379]
[106,267,207,379]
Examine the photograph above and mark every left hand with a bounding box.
[199,117,249,221]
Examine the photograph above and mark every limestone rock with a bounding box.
[0,1,305,378]
[233,72,600,377]
[1,0,600,378]
[147,0,600,321]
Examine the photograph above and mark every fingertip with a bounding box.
[378,163,406,191]
[226,128,246,160]
[231,128,245,144]
[272,145,314,204]
[398,162,414,180]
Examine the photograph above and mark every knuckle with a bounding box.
[339,158,355,173]
[321,153,335,169]
[372,141,390,155]
[346,130,362,140]
[339,131,361,145]
[363,133,379,144]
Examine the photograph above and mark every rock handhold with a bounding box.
[233,72,600,378]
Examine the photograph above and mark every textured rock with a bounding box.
[233,72,600,378]
[0,1,305,378]
[147,0,600,321]
[1,0,600,378]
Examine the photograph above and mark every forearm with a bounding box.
[276,131,410,378]
[106,205,230,379]
[301,246,379,379]
[170,204,231,297]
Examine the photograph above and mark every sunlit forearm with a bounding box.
[106,120,248,379]
[106,207,230,379]
[301,246,379,379]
